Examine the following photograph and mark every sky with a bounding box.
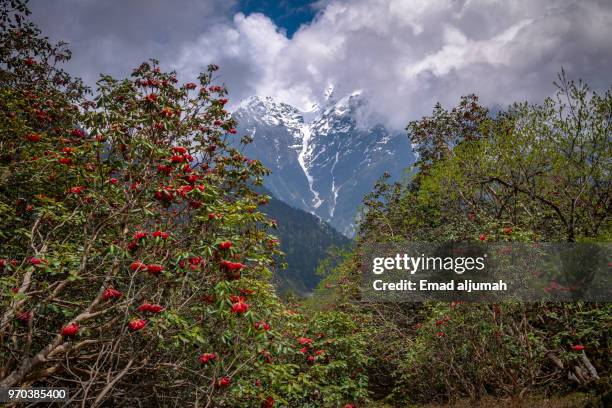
[29,0,612,129]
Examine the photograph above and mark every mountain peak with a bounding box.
[233,90,414,237]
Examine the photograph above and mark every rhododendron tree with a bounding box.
[0,1,298,405]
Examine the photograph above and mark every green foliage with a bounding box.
[260,188,350,295]
[312,71,611,405]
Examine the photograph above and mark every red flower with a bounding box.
[216,376,231,388]
[228,128,237,134]
[68,186,85,194]
[254,321,271,331]
[176,185,194,197]
[231,301,249,314]
[239,288,255,296]
[25,133,42,142]
[314,349,325,356]
[146,93,157,103]
[185,174,200,184]
[127,241,139,251]
[344,404,356,408]
[58,157,72,165]
[170,155,185,163]
[220,260,245,271]
[503,226,513,234]
[133,231,147,240]
[262,396,274,408]
[29,257,44,265]
[299,347,308,354]
[199,352,217,364]
[146,264,164,274]
[571,345,585,351]
[70,129,85,138]
[230,295,246,303]
[103,288,122,300]
[154,188,174,202]
[437,332,446,337]
[189,256,203,266]
[297,337,313,345]
[172,146,188,154]
[128,319,147,331]
[184,83,197,90]
[218,241,232,250]
[137,303,163,313]
[109,178,119,184]
[157,164,173,174]
[130,260,146,272]
[307,355,315,363]
[61,322,79,336]
[152,231,170,239]
[25,57,35,65]
[479,234,487,241]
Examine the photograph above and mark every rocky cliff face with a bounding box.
[233,90,414,236]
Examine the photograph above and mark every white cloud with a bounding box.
[31,0,612,129]
[172,0,612,129]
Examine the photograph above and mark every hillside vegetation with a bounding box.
[0,1,610,407]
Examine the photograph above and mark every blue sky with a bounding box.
[238,0,319,37]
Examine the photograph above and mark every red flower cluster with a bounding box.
[130,260,146,271]
[152,230,170,239]
[25,133,42,142]
[128,319,147,331]
[146,264,164,274]
[254,321,271,331]
[61,322,79,337]
[68,186,85,194]
[103,288,122,300]
[133,231,147,240]
[218,241,232,250]
[503,226,513,234]
[220,260,245,271]
[231,301,249,314]
[216,376,231,388]
[154,187,174,202]
[571,344,585,351]
[199,352,217,364]
[29,257,44,265]
[229,295,246,303]
[137,303,163,313]
[297,337,313,346]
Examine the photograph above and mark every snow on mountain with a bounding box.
[233,92,414,237]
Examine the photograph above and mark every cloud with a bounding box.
[29,0,612,129]
[29,0,237,86]
[180,0,612,128]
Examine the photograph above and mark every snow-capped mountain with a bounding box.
[233,91,414,236]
